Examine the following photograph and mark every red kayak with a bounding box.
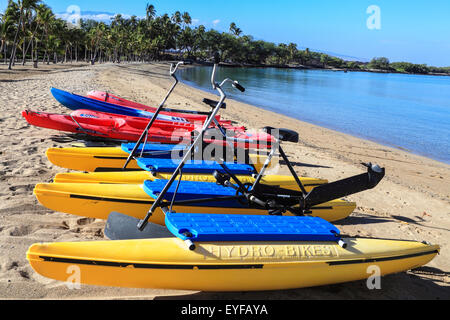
[22,110,274,149]
[87,90,224,123]
[69,110,245,132]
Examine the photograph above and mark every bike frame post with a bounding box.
[138,61,238,231]
[123,62,184,170]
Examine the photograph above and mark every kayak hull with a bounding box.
[86,90,221,123]
[69,109,244,131]
[23,110,245,144]
[47,147,142,172]
[27,238,439,291]
[53,171,327,192]
[46,147,272,173]
[34,183,356,223]
[52,88,205,122]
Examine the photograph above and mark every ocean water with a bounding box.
[180,66,450,164]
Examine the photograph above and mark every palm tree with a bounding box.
[287,43,297,63]
[8,0,41,69]
[37,4,54,64]
[320,54,330,68]
[182,12,191,27]
[145,3,156,22]
[2,2,19,64]
[21,3,49,67]
[0,13,6,59]
[171,11,182,25]
[89,22,107,64]
[229,22,242,37]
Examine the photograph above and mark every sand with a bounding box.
[0,62,448,300]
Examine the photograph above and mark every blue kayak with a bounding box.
[121,143,186,158]
[143,180,243,208]
[51,88,188,123]
[137,157,256,175]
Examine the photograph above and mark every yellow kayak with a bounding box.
[46,147,272,173]
[53,171,327,192]
[34,183,356,224]
[27,238,439,291]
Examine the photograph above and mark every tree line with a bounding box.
[367,57,450,75]
[1,1,449,75]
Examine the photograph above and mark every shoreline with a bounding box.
[0,62,449,299]
[190,61,450,77]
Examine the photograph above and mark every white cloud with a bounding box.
[191,18,200,26]
[212,19,221,26]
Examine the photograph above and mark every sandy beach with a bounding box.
[0,62,448,300]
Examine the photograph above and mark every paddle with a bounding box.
[105,212,172,240]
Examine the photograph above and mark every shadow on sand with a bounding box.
[390,215,450,233]
[335,214,393,226]
[0,79,34,83]
[279,159,332,169]
[153,270,450,300]
[113,64,168,80]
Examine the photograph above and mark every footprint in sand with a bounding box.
[60,221,70,230]
[18,270,30,280]
[26,147,38,155]
[76,218,96,226]
[5,261,19,271]
[60,218,97,231]
[2,160,16,167]
[8,184,35,193]
[8,225,36,237]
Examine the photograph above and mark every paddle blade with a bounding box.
[105,212,172,240]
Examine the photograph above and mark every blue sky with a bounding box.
[1,0,449,66]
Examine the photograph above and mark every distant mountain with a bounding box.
[298,46,370,63]
[56,10,135,23]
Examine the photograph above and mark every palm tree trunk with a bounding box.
[0,40,4,58]
[22,40,26,65]
[33,41,38,68]
[23,22,40,65]
[9,8,24,70]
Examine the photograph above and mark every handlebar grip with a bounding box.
[233,82,246,93]
[170,61,184,75]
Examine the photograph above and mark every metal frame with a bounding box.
[138,59,240,230]
[129,58,386,232]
